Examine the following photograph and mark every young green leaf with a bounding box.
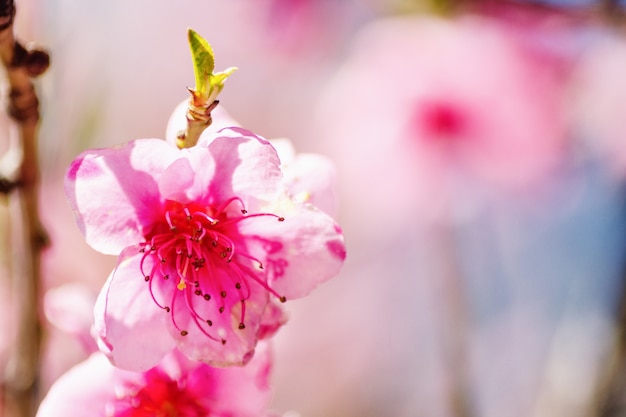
[188,28,215,97]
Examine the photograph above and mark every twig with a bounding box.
[0,1,49,416]
[176,97,218,149]
[592,267,626,417]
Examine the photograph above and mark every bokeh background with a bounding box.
[3,0,626,416]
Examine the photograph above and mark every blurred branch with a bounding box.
[434,220,475,417]
[593,268,626,417]
[0,1,50,416]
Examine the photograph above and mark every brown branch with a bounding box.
[0,1,50,417]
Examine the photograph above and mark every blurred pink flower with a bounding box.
[318,15,569,229]
[65,127,345,371]
[44,283,99,355]
[36,345,274,417]
[247,0,357,58]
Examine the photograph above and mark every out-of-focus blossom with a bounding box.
[36,345,274,417]
[318,14,569,232]
[245,0,360,58]
[65,127,345,371]
[43,283,98,355]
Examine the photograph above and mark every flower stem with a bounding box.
[177,97,219,149]
[0,1,49,416]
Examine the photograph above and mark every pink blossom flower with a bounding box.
[36,345,274,417]
[65,127,345,371]
[316,14,570,237]
[44,283,99,355]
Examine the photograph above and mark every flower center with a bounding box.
[138,197,285,345]
[115,368,208,417]
[413,99,467,141]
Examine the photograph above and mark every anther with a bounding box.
[221,339,226,345]
[235,283,241,289]
[194,289,202,296]
[279,296,287,303]
[203,294,211,301]
[241,209,248,214]
[278,217,285,222]
[180,330,188,336]
[238,323,245,330]
[164,307,171,312]
[219,306,225,313]
[206,320,213,326]
[144,276,150,282]
[220,291,227,298]
[164,275,170,280]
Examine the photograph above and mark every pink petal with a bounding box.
[94,247,177,371]
[174,280,270,367]
[193,341,274,416]
[269,138,339,218]
[65,139,180,255]
[203,128,284,210]
[158,148,216,204]
[240,202,346,299]
[36,353,116,417]
[257,301,288,340]
[284,153,339,218]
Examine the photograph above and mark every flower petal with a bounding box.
[158,148,216,204]
[196,341,274,416]
[257,301,288,340]
[203,128,284,210]
[65,139,180,254]
[283,152,339,218]
[240,201,346,299]
[36,353,116,417]
[174,274,270,367]
[94,247,177,371]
